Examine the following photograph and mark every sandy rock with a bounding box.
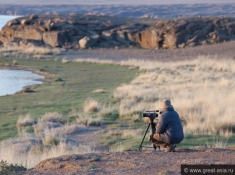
[163,34,177,48]
[3,38,19,48]
[43,31,65,47]
[79,36,93,49]
[102,31,114,39]
[7,19,20,26]
[21,26,43,40]
[21,19,31,25]
[115,31,129,44]
[133,29,162,49]
[45,20,52,31]
[29,14,38,20]
[1,14,235,50]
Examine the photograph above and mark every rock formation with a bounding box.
[1,14,235,50]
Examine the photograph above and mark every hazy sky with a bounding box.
[0,0,234,5]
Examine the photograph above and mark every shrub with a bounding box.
[83,98,101,113]
[0,160,26,175]
[43,134,60,146]
[76,114,102,127]
[17,113,37,128]
[41,112,65,123]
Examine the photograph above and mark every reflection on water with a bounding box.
[0,70,44,96]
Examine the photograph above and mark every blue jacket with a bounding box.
[156,107,184,144]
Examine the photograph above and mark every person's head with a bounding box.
[161,99,173,111]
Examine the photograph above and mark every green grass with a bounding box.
[180,135,235,148]
[0,57,139,141]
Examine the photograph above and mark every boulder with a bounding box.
[21,26,43,41]
[43,31,65,47]
[7,19,20,26]
[30,14,38,20]
[79,36,94,49]
[115,31,129,44]
[163,34,177,49]
[102,31,114,40]
[133,29,162,49]
[4,38,19,48]
[19,39,44,48]
[21,19,31,25]
[45,20,52,31]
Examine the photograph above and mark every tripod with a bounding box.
[139,118,159,151]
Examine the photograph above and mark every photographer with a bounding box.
[148,99,184,152]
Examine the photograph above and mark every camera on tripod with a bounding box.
[139,110,161,151]
[142,110,160,120]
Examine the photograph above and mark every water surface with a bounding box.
[0,15,21,29]
[0,15,43,96]
[0,70,44,96]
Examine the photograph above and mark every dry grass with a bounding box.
[83,98,101,113]
[0,137,93,169]
[76,114,102,127]
[121,129,143,139]
[41,112,65,123]
[0,111,96,168]
[0,46,62,55]
[113,57,235,136]
[16,113,37,128]
[206,137,228,148]
[92,89,106,93]
[72,56,235,136]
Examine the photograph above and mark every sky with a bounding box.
[0,0,234,5]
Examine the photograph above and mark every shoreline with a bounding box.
[0,63,46,97]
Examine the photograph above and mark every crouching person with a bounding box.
[148,99,184,152]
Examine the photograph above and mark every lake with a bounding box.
[0,70,44,96]
[0,15,21,29]
[0,15,44,96]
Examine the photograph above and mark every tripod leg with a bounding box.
[153,144,157,150]
[150,120,160,151]
[139,123,150,151]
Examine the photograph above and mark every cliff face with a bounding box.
[1,14,235,50]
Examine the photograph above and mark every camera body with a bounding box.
[142,110,160,120]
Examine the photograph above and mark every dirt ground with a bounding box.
[58,41,235,62]
[25,148,235,175]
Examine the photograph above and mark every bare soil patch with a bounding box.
[58,40,235,62]
[25,148,235,175]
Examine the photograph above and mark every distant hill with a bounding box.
[0,0,234,5]
[1,3,235,18]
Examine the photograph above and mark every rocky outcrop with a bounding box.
[133,17,235,49]
[0,14,148,49]
[1,14,235,50]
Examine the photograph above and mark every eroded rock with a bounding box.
[1,14,235,50]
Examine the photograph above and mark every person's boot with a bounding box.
[165,144,176,152]
[148,135,155,143]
